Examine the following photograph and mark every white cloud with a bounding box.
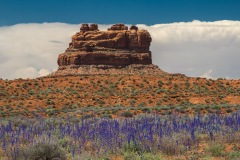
[13,67,39,79]
[200,69,215,79]
[38,68,51,77]
[12,67,51,79]
[0,21,240,80]
[138,20,240,79]
[0,23,80,79]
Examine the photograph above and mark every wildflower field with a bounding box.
[1,112,240,160]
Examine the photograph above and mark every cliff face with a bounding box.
[57,23,152,66]
[51,24,163,76]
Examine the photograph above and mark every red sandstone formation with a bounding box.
[51,23,163,76]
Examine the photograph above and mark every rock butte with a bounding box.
[51,24,164,76]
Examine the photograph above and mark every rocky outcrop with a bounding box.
[58,52,152,66]
[51,64,165,77]
[51,23,163,76]
[58,23,152,66]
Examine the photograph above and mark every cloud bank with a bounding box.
[0,21,239,80]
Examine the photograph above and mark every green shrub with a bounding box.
[18,142,66,160]
[206,144,226,157]
[138,102,146,107]
[0,91,7,96]
[175,107,183,112]
[129,100,136,107]
[122,111,133,117]
[226,108,232,113]
[156,89,161,94]
[102,114,112,119]
[229,151,240,159]
[162,98,168,102]
[148,99,153,104]
[141,107,150,112]
[160,136,187,156]
[194,107,201,113]
[160,106,169,111]
[213,105,221,110]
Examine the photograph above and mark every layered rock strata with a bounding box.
[51,23,163,76]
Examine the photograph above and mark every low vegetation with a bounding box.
[0,74,240,159]
[0,74,240,118]
[1,112,240,159]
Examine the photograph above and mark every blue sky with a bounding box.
[0,0,239,26]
